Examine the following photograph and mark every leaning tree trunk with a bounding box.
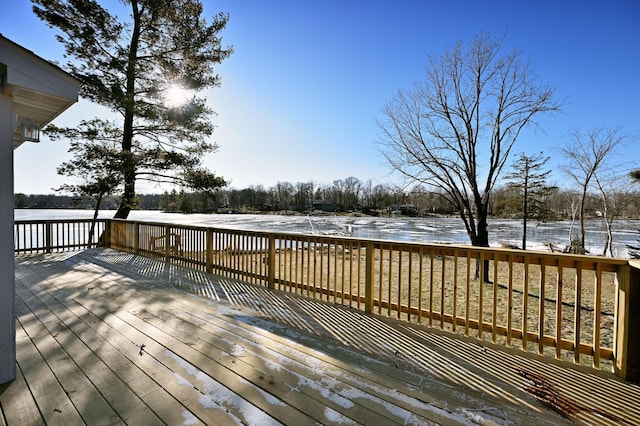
[114,162,135,219]
[602,216,615,257]
[88,194,103,247]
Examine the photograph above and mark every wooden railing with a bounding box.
[14,219,108,254]
[14,218,640,381]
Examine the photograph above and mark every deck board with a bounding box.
[164,300,435,417]
[13,325,85,425]
[17,264,152,423]
[20,268,250,426]
[161,295,504,422]
[130,302,432,425]
[2,248,639,425]
[0,336,43,426]
[16,280,133,425]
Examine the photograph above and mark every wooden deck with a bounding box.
[2,249,639,425]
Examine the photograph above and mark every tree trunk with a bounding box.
[114,2,142,220]
[522,166,529,250]
[579,185,587,252]
[114,166,135,219]
[601,203,610,256]
[471,214,492,282]
[602,216,614,257]
[88,194,102,247]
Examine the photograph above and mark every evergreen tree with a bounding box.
[178,190,193,213]
[33,0,232,219]
[504,152,553,250]
[55,137,122,244]
[14,194,28,209]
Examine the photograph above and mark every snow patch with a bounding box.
[216,304,244,316]
[228,344,248,357]
[343,375,477,425]
[296,375,354,409]
[323,407,358,424]
[263,358,284,372]
[461,408,509,425]
[170,370,194,388]
[164,350,283,425]
[181,409,200,425]
[236,376,286,407]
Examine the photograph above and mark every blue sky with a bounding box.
[5,0,640,194]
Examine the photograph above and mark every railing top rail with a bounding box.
[14,218,109,225]
[15,217,629,267]
[107,218,630,266]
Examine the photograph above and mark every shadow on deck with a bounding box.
[2,248,638,425]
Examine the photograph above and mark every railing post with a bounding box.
[134,222,140,254]
[45,221,52,254]
[267,234,276,289]
[164,224,171,263]
[103,220,111,248]
[615,260,640,382]
[206,228,213,273]
[364,241,374,314]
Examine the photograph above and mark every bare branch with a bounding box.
[378,32,559,248]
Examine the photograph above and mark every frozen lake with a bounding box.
[15,209,640,258]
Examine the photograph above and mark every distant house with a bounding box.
[389,204,419,216]
[0,34,80,384]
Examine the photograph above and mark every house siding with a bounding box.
[0,94,16,384]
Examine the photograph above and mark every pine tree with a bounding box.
[504,152,553,250]
[33,0,232,218]
[55,135,122,244]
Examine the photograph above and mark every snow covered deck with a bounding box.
[2,249,639,425]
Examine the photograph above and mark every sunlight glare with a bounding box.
[164,84,190,108]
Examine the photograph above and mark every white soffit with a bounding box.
[0,34,81,149]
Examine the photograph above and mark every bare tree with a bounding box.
[293,182,315,210]
[377,33,558,278]
[342,177,363,208]
[561,127,625,254]
[269,182,294,211]
[566,191,581,250]
[627,170,640,258]
[593,170,635,256]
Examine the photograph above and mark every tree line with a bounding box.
[16,176,640,220]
